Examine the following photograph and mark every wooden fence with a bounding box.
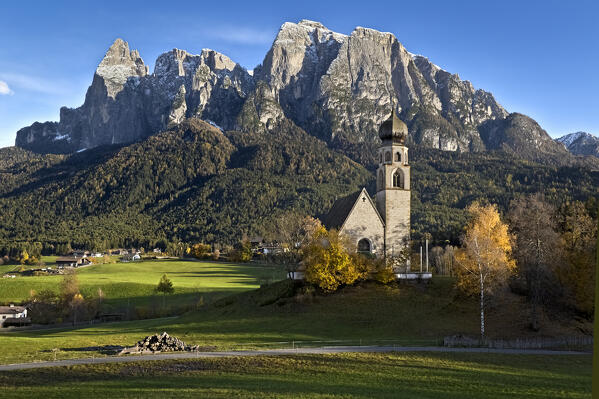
[443,335,593,350]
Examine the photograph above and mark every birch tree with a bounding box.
[455,203,515,339]
[508,194,559,331]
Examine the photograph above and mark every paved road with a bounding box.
[0,346,589,371]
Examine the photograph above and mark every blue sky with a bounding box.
[0,0,597,148]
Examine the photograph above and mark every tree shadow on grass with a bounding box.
[0,289,244,339]
[0,354,589,398]
[41,345,125,355]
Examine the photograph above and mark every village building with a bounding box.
[70,250,89,258]
[56,256,91,268]
[0,304,29,327]
[121,252,141,262]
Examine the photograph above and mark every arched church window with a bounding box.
[395,152,401,162]
[393,169,403,188]
[384,152,391,163]
[378,169,384,189]
[379,153,382,163]
[357,238,371,253]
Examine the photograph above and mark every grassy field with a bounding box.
[0,278,590,365]
[0,352,591,398]
[0,258,286,309]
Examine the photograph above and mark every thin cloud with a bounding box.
[202,26,274,45]
[0,72,73,95]
[0,80,13,95]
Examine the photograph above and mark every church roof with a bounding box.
[322,191,362,230]
[322,188,384,230]
[379,110,408,144]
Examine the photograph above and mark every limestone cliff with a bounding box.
[15,20,572,164]
[16,41,253,153]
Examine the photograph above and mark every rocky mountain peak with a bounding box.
[199,49,237,72]
[556,131,599,157]
[96,38,148,98]
[153,48,242,82]
[297,19,327,29]
[154,48,193,78]
[272,20,346,50]
[556,131,591,147]
[351,26,395,43]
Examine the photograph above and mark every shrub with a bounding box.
[191,243,212,259]
[230,239,252,262]
[365,256,395,284]
[303,227,367,292]
[28,289,60,324]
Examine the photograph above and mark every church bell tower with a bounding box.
[375,110,411,257]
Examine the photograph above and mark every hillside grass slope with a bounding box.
[0,278,589,365]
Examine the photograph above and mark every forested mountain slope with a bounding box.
[1,118,597,251]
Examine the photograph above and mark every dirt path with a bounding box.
[0,346,588,371]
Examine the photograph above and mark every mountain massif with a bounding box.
[2,20,598,251]
[556,131,599,157]
[14,20,588,166]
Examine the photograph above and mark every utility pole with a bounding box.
[592,209,599,399]
[419,246,422,273]
[425,239,429,272]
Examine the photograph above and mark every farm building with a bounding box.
[0,305,29,327]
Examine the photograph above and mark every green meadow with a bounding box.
[0,261,592,399]
[0,258,286,308]
[0,352,591,398]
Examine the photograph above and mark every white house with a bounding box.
[0,305,28,327]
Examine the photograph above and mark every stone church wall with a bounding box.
[379,189,410,257]
[340,192,385,256]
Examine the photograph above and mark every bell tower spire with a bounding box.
[375,111,411,257]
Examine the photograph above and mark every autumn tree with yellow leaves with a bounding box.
[555,201,597,315]
[191,243,212,259]
[302,227,367,292]
[455,203,516,338]
[60,271,87,325]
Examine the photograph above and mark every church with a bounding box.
[322,111,411,258]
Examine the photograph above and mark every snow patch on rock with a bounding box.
[53,133,71,142]
[206,120,223,131]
